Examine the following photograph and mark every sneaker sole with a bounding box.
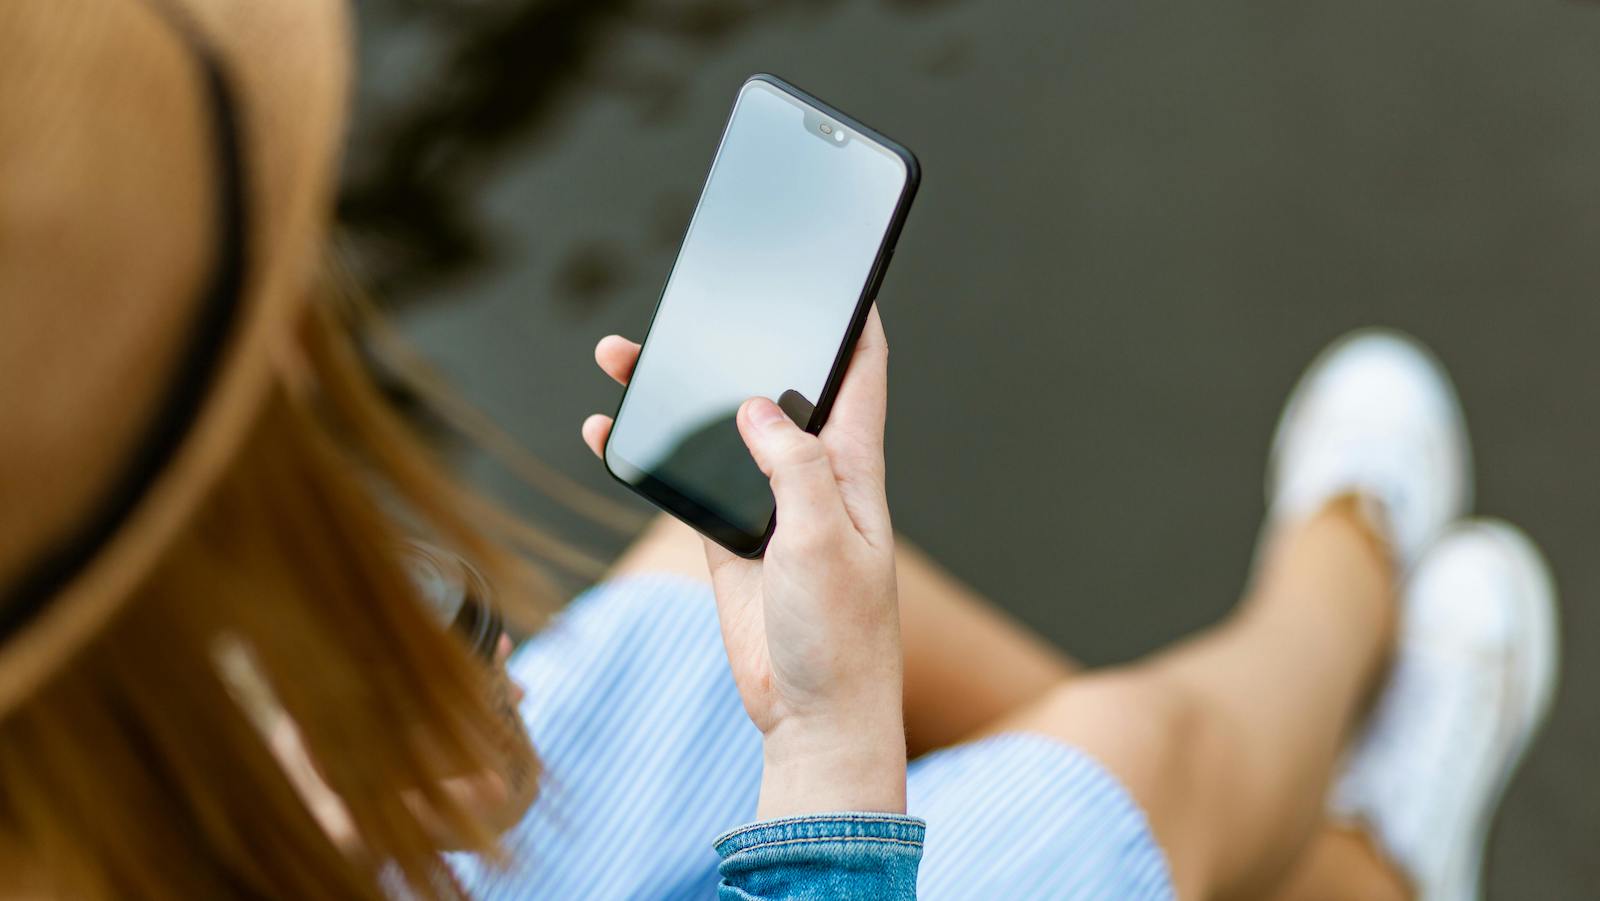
[1439,520,1560,901]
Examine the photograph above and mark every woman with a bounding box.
[0,1,1558,899]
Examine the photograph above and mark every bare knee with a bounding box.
[1003,671,1233,899]
[606,515,710,583]
[1015,672,1213,795]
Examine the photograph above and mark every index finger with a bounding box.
[595,335,641,385]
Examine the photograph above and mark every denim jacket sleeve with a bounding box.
[713,813,925,900]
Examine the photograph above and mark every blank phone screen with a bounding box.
[605,77,912,553]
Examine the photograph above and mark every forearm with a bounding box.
[757,710,908,820]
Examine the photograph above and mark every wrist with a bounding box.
[757,711,907,819]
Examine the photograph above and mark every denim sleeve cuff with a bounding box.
[714,812,927,856]
[714,813,925,900]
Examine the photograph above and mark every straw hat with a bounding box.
[0,0,351,713]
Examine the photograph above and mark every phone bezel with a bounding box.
[603,72,921,558]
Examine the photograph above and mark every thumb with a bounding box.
[737,396,849,537]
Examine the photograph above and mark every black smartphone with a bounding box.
[603,74,920,557]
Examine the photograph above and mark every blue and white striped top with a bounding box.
[450,575,1173,900]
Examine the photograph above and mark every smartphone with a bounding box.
[604,74,920,557]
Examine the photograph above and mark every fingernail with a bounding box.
[745,397,787,430]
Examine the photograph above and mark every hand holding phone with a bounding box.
[582,307,906,820]
[583,74,918,817]
[601,74,918,557]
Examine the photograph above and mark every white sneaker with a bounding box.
[1266,329,1472,570]
[1331,520,1561,901]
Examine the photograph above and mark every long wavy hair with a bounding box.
[0,267,639,899]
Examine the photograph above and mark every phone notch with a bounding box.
[802,108,850,148]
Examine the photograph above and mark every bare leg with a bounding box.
[1269,827,1410,901]
[607,515,1076,755]
[983,499,1402,900]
